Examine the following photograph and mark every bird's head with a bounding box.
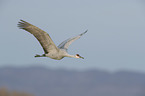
[75,54,84,59]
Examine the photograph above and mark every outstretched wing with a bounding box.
[18,20,58,54]
[58,30,87,51]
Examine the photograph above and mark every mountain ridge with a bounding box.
[0,66,145,96]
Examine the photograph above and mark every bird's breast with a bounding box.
[45,51,64,60]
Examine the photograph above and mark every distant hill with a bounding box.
[0,88,33,96]
[0,67,145,96]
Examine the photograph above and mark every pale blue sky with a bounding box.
[1,0,145,72]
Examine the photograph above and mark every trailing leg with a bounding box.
[35,54,46,57]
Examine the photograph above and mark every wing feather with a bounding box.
[18,20,58,54]
[58,30,87,51]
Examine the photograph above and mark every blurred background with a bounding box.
[0,0,145,96]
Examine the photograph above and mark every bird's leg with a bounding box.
[35,54,46,57]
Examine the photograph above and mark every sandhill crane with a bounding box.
[18,20,87,60]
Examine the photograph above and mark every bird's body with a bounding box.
[35,49,68,60]
[18,20,87,60]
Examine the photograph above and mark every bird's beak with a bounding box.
[80,56,84,59]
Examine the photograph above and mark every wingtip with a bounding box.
[17,20,24,29]
[19,19,27,23]
[80,29,88,36]
[85,29,88,33]
[17,19,30,29]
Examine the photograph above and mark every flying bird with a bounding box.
[18,20,87,60]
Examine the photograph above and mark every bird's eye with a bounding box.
[76,54,80,56]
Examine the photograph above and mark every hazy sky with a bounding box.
[1,0,145,72]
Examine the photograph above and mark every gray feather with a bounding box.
[18,20,58,54]
[58,30,87,51]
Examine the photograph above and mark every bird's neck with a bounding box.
[65,54,76,58]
